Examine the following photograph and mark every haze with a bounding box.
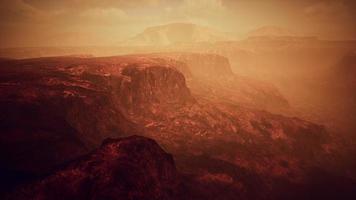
[1,1,356,199]
[1,0,356,47]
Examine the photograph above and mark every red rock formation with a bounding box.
[118,64,194,114]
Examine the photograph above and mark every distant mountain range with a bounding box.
[120,23,320,46]
[121,23,235,46]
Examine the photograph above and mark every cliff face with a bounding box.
[148,52,289,111]
[9,136,179,200]
[117,65,194,114]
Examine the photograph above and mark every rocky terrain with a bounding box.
[0,55,355,199]
[7,136,180,200]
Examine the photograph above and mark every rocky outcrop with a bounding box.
[118,64,194,113]
[8,136,179,200]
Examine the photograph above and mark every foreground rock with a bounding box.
[8,136,179,200]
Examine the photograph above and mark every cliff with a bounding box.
[146,52,289,111]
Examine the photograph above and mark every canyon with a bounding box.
[1,53,355,199]
[1,0,356,195]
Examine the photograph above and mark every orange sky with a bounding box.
[0,0,355,47]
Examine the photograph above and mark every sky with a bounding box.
[0,0,355,47]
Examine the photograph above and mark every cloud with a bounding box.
[80,8,130,24]
[158,0,232,27]
[0,0,67,24]
[183,0,225,11]
[303,1,351,21]
[302,0,356,39]
[1,0,355,47]
[181,0,227,17]
[1,0,230,26]
[23,0,173,11]
[0,0,40,22]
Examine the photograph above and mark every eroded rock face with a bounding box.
[8,136,179,200]
[146,52,289,111]
[118,64,194,114]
